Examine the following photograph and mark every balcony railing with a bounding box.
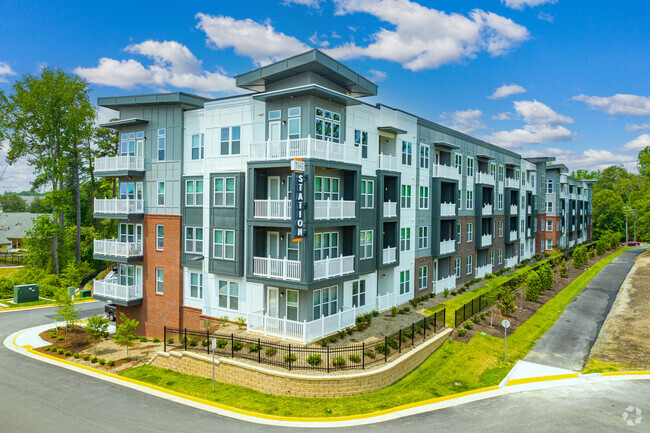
[93,239,142,258]
[505,256,518,269]
[314,255,355,281]
[250,136,359,163]
[481,233,492,247]
[572,209,576,216]
[510,204,518,215]
[93,279,142,303]
[440,202,456,217]
[433,164,461,181]
[314,199,355,220]
[527,205,532,214]
[505,177,519,188]
[482,204,493,216]
[570,193,577,200]
[379,154,399,171]
[436,275,456,292]
[572,224,576,232]
[95,155,144,174]
[94,198,144,215]
[383,201,397,218]
[376,291,397,312]
[476,172,495,186]
[382,247,397,265]
[527,228,531,238]
[253,257,301,281]
[509,230,518,242]
[254,199,291,220]
[475,264,493,279]
[439,239,455,255]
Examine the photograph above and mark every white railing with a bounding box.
[440,202,456,217]
[314,255,355,280]
[376,292,397,312]
[433,164,461,181]
[509,230,518,242]
[505,256,518,268]
[527,228,531,238]
[481,233,492,247]
[93,279,142,303]
[570,193,577,200]
[93,239,142,258]
[253,257,301,281]
[572,209,576,216]
[439,239,455,255]
[250,136,360,163]
[94,198,144,215]
[572,224,576,231]
[476,264,493,279]
[95,155,144,173]
[314,199,356,220]
[254,199,291,220]
[383,201,397,218]
[482,203,493,216]
[527,205,531,214]
[382,247,397,264]
[435,275,456,293]
[379,153,399,171]
[510,204,518,215]
[476,171,495,186]
[505,178,519,188]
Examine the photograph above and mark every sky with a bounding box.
[1,0,649,192]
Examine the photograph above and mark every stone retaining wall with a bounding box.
[149,327,451,397]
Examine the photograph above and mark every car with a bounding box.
[104,304,116,321]
[621,241,641,246]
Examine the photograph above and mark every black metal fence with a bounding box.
[163,309,445,373]
[0,253,25,265]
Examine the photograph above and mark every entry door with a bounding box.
[268,176,281,200]
[267,232,280,258]
[269,121,281,141]
[267,287,279,318]
[435,151,440,165]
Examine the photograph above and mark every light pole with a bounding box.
[623,206,630,245]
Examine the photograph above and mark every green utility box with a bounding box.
[80,290,91,298]
[14,284,39,304]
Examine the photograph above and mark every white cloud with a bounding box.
[95,106,117,127]
[325,0,529,71]
[625,123,650,132]
[573,93,650,116]
[514,100,574,125]
[440,109,486,134]
[622,134,650,151]
[74,40,236,95]
[0,142,36,193]
[308,32,330,48]
[368,69,387,82]
[488,83,526,99]
[282,0,321,8]
[502,0,558,10]
[196,13,310,66]
[537,12,554,22]
[0,62,16,83]
[522,147,638,173]
[492,112,512,120]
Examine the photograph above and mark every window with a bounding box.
[185,227,203,254]
[498,193,504,210]
[314,176,340,200]
[268,110,281,120]
[315,108,340,142]
[498,165,504,182]
[156,269,163,294]
[191,134,204,160]
[418,226,429,249]
[490,163,496,179]
[490,249,495,266]
[313,286,338,319]
[466,255,473,275]
[314,232,339,260]
[499,221,504,237]
[214,177,236,207]
[498,248,503,265]
[352,280,366,308]
[546,220,553,231]
[401,184,412,208]
[220,126,241,155]
[419,186,429,209]
[546,239,553,250]
[185,180,204,206]
[466,158,474,176]
[531,173,536,188]
[541,219,546,231]
[457,223,461,243]
[467,223,473,242]
[458,188,462,210]
[354,130,369,159]
[360,230,373,259]
[286,237,300,260]
[420,145,429,169]
[466,190,473,210]
[399,270,410,295]
[419,265,428,290]
[218,280,239,311]
[157,129,166,161]
[156,225,164,250]
[546,201,553,213]
[120,131,143,156]
[515,169,520,180]
[213,229,235,260]
[288,107,301,139]
[401,141,413,165]
[118,181,143,200]
[157,182,165,206]
[361,180,374,209]
[455,154,463,175]
[545,179,554,194]
[189,272,203,299]
[521,220,525,233]
[400,227,411,251]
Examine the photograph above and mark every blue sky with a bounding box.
[1,0,649,191]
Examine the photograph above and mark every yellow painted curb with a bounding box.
[600,371,650,377]
[1,298,97,312]
[506,373,580,387]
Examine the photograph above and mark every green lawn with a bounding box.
[0,267,22,278]
[0,297,59,309]
[121,248,628,418]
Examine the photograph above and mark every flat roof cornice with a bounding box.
[98,92,210,110]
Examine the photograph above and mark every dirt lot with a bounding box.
[586,249,650,370]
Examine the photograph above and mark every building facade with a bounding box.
[92,50,593,341]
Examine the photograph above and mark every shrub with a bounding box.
[443,288,449,298]
[307,354,322,365]
[386,337,398,350]
[355,322,367,332]
[463,321,473,330]
[108,360,115,367]
[337,329,346,338]
[73,352,79,359]
[201,338,209,347]
[265,347,277,357]
[457,328,467,337]
[533,254,542,262]
[596,240,606,255]
[179,337,186,344]
[390,306,398,317]
[371,310,379,317]
[375,343,389,355]
[189,338,198,347]
[283,353,297,363]
[472,315,481,324]
[232,341,243,351]
[235,317,246,329]
[525,271,542,302]
[103,331,109,339]
[409,298,418,308]
[216,339,228,349]
[49,330,57,339]
[44,347,50,352]
[538,264,554,291]
[247,344,260,352]
[349,354,361,363]
[498,288,516,316]
[138,336,147,342]
[332,356,346,368]
[82,354,90,361]
[152,337,160,343]
[450,290,457,296]
[98,358,106,365]
[57,348,64,355]
[57,336,64,342]
[589,248,596,259]
[90,356,98,363]
[572,246,588,268]
[346,326,355,335]
[167,338,174,345]
[364,349,376,359]
[485,273,495,280]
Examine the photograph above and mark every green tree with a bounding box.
[525,271,542,302]
[572,246,588,269]
[0,192,27,212]
[54,286,80,344]
[498,288,516,316]
[115,313,139,358]
[538,264,553,290]
[596,240,606,255]
[85,314,109,354]
[592,189,625,239]
[27,196,50,214]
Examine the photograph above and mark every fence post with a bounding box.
[327,345,330,373]
[184,328,187,351]
[443,308,446,328]
[384,336,388,362]
[164,326,166,352]
[288,344,292,371]
[398,329,402,353]
[231,334,234,358]
[362,342,365,370]
[258,338,261,364]
[207,330,210,355]
[411,323,415,346]
[422,318,426,339]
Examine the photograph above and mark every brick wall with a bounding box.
[536,214,561,251]
[455,216,475,285]
[493,215,506,272]
[414,256,434,296]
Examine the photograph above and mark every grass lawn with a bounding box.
[0,267,22,277]
[120,248,628,418]
[583,358,632,374]
[0,297,60,309]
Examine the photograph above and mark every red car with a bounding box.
[621,241,641,246]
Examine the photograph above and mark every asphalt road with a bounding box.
[0,298,647,431]
[525,248,646,371]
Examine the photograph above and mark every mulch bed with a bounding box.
[451,248,621,343]
[36,325,97,356]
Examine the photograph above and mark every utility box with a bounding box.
[14,284,39,304]
[80,290,91,298]
[68,287,76,300]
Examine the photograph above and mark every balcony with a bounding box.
[572,224,576,231]
[253,257,301,282]
[93,279,142,306]
[433,164,461,181]
[505,256,518,269]
[94,198,143,218]
[382,247,397,265]
[440,202,456,217]
[254,199,291,220]
[572,209,576,216]
[481,204,493,216]
[475,171,495,186]
[505,177,519,189]
[481,233,492,248]
[476,264,493,279]
[93,239,142,262]
[439,239,455,255]
[570,193,577,200]
[250,137,359,164]
[314,199,356,220]
[510,204,518,215]
[379,154,399,171]
[527,228,531,238]
[314,255,355,281]
[436,275,456,293]
[509,230,518,242]
[94,155,144,177]
[383,201,398,218]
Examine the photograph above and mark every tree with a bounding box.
[592,189,625,239]
[28,196,50,214]
[85,314,109,354]
[114,313,139,358]
[538,264,553,291]
[572,246,588,269]
[525,271,542,302]
[53,286,80,344]
[498,288,516,316]
[0,192,27,212]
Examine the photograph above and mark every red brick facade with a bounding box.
[536,214,562,251]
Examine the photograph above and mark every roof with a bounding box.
[99,118,149,129]
[252,84,362,106]
[0,212,44,241]
[98,92,211,110]
[547,163,570,173]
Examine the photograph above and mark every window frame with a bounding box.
[419,186,429,210]
[467,223,473,242]
[352,280,366,308]
[189,272,203,300]
[157,129,166,161]
[454,258,461,278]
[399,270,410,295]
[359,229,374,260]
[157,181,165,206]
[401,184,412,209]
[155,268,163,294]
[184,226,203,254]
[400,227,411,252]
[214,177,236,207]
[418,226,429,249]
[401,141,413,166]
[191,133,204,160]
[185,179,204,207]
[466,255,473,275]
[419,265,428,290]
[220,126,241,155]
[361,179,374,209]
[218,280,240,311]
[213,229,235,260]
[419,144,429,169]
[156,225,164,250]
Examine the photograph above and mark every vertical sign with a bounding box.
[291,158,306,241]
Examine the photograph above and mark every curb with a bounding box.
[0,299,98,313]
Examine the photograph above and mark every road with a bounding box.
[0,302,647,431]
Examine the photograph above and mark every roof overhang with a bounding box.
[525,157,556,164]
[433,141,460,150]
[252,84,362,106]
[99,118,149,129]
[377,126,407,135]
[476,153,495,160]
[98,92,210,110]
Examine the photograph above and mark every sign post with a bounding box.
[502,319,510,364]
[211,338,216,392]
[291,158,306,241]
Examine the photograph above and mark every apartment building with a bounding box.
[92,49,593,341]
